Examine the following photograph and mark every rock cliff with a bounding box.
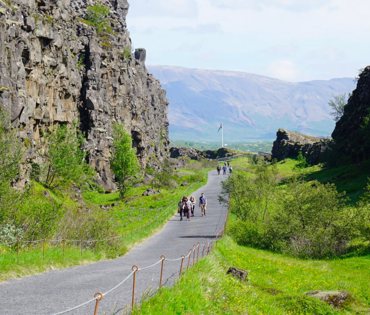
[0,0,169,189]
[271,129,330,164]
[332,66,370,163]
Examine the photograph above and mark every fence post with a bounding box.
[186,250,191,270]
[159,255,165,288]
[179,255,185,276]
[80,239,83,256]
[93,292,103,315]
[131,265,138,310]
[192,245,196,265]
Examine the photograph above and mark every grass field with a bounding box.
[134,237,370,315]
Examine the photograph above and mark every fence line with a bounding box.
[2,184,198,250]
[51,235,221,315]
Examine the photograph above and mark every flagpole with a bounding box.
[221,123,224,147]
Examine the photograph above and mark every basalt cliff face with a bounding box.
[0,0,169,189]
[271,129,330,164]
[332,66,370,163]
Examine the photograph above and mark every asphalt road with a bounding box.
[0,170,229,315]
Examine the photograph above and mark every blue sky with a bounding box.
[126,0,370,82]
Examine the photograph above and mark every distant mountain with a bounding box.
[149,66,356,142]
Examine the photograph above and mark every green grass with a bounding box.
[0,165,211,281]
[134,237,370,315]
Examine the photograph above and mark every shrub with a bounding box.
[0,223,24,247]
[111,124,140,198]
[226,163,369,258]
[42,124,91,188]
[9,190,63,241]
[84,4,112,34]
[295,151,308,168]
[269,180,360,258]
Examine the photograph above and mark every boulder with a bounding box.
[226,267,248,281]
[142,188,160,196]
[305,290,349,308]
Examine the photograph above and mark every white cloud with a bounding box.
[127,0,370,81]
[267,60,299,81]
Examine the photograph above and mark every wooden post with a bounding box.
[192,246,196,265]
[159,255,165,288]
[179,255,185,276]
[187,250,191,270]
[131,265,138,310]
[93,292,103,315]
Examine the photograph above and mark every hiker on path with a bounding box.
[222,165,227,175]
[179,196,191,221]
[199,192,207,216]
[189,195,196,216]
[217,165,221,175]
[229,166,233,174]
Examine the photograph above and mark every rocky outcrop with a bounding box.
[271,129,330,164]
[170,147,236,161]
[170,147,203,160]
[0,0,169,189]
[332,66,370,163]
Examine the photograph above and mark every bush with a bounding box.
[226,163,369,258]
[42,124,91,188]
[8,190,63,241]
[111,124,140,198]
[295,151,308,168]
[0,223,24,247]
[84,4,112,34]
[269,180,361,258]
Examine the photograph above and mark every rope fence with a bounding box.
[51,235,221,315]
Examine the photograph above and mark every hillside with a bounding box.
[149,66,355,142]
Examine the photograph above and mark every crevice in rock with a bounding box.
[131,130,144,157]
[78,43,93,138]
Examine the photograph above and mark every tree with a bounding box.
[44,124,87,188]
[111,124,140,199]
[328,94,348,122]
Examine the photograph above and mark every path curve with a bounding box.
[0,170,228,315]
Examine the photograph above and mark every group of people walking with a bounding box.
[217,161,232,175]
[178,193,207,221]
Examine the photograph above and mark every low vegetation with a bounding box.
[134,237,370,314]
[223,158,370,258]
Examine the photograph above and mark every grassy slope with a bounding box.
[133,157,370,314]
[134,237,370,315]
[0,164,211,281]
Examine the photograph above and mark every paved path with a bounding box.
[0,171,228,315]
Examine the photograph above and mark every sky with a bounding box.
[126,0,370,82]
